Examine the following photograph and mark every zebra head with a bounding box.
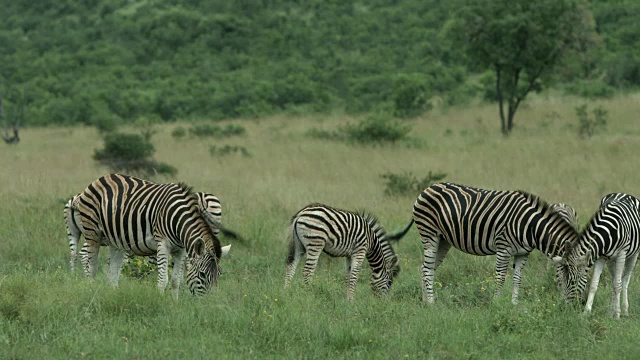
[553,240,590,303]
[362,213,400,294]
[186,235,222,295]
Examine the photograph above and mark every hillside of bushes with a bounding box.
[0,0,638,126]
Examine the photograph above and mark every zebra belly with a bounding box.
[101,228,157,257]
[439,233,498,256]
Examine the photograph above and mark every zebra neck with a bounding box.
[531,219,577,259]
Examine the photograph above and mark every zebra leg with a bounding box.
[346,250,366,301]
[584,258,606,314]
[510,254,529,304]
[107,247,127,287]
[170,250,187,299]
[155,240,171,292]
[345,256,352,285]
[67,226,82,274]
[302,242,324,286]
[621,253,638,316]
[434,240,451,270]
[610,254,626,319]
[284,229,305,288]
[83,237,102,280]
[421,235,440,304]
[493,249,512,299]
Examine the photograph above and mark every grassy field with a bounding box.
[2,94,640,359]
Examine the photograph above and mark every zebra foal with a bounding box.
[72,174,229,296]
[284,203,410,301]
[556,193,640,318]
[413,182,579,304]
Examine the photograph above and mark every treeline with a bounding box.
[0,0,638,126]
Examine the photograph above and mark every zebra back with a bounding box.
[415,182,579,258]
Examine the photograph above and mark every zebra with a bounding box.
[71,174,230,296]
[65,191,234,273]
[413,182,580,304]
[283,203,411,301]
[555,193,640,318]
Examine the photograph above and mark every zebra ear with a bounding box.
[221,244,231,258]
[552,256,566,265]
[193,238,205,257]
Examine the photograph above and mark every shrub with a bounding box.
[93,132,177,177]
[90,112,120,133]
[342,113,411,144]
[392,73,433,118]
[305,128,343,141]
[565,80,615,99]
[189,123,247,138]
[171,126,187,139]
[576,104,608,138]
[209,145,251,157]
[121,257,156,279]
[380,171,447,196]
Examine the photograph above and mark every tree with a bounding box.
[452,0,596,134]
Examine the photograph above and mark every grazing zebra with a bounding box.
[284,203,410,301]
[555,193,640,318]
[413,182,579,304]
[65,191,233,273]
[71,174,230,296]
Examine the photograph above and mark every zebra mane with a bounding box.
[517,190,581,248]
[357,210,384,234]
[176,182,194,197]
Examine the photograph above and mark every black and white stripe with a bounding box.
[557,193,640,318]
[65,191,231,273]
[413,182,579,304]
[284,203,409,301]
[551,203,579,230]
[71,174,227,296]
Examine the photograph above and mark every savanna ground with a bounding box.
[1,94,640,359]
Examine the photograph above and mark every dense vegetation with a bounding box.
[1,0,639,127]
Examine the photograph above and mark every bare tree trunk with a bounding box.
[495,65,508,135]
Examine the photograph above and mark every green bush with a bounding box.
[93,132,177,177]
[121,256,156,279]
[209,145,251,157]
[576,104,608,138]
[171,126,187,139]
[305,128,343,141]
[189,123,247,138]
[342,113,411,144]
[392,73,432,118]
[565,80,615,99]
[380,171,447,196]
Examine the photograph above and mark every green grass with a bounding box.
[2,94,640,359]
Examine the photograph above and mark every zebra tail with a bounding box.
[286,219,303,265]
[220,226,246,243]
[386,219,414,242]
